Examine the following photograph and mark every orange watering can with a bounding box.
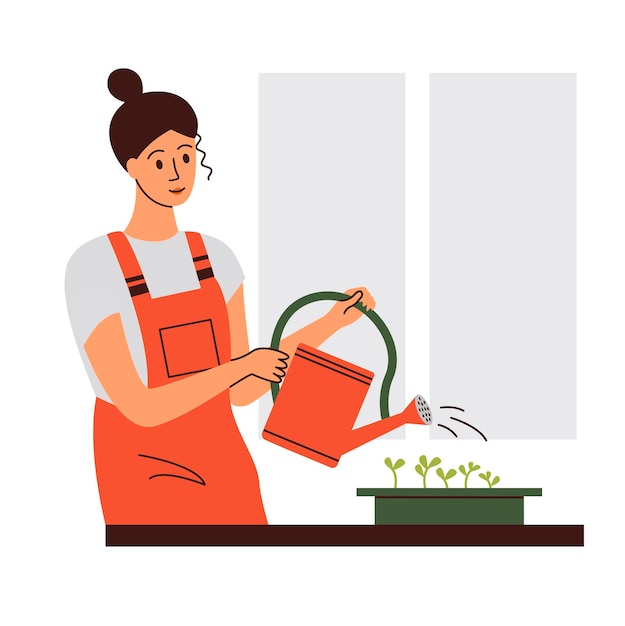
[262,291,431,467]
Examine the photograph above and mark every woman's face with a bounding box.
[126,130,196,207]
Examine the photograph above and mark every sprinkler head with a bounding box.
[415,395,432,424]
[395,395,432,425]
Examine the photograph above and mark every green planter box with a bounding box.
[357,488,542,525]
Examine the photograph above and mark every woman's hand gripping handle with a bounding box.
[232,348,290,384]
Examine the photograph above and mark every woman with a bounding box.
[65,68,374,525]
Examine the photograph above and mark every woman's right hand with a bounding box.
[233,348,289,383]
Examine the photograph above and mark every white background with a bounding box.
[2,1,622,624]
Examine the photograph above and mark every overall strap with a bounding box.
[107,231,149,298]
[185,232,215,282]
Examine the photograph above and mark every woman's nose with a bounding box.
[169,158,180,182]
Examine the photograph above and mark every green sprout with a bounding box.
[435,466,457,488]
[458,461,481,488]
[414,455,441,488]
[478,470,501,488]
[384,457,405,488]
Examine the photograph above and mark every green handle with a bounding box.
[269,291,397,419]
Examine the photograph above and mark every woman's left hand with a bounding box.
[327,287,376,331]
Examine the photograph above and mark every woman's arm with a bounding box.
[84,312,288,426]
[228,285,375,406]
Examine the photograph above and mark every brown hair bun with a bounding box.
[108,68,143,103]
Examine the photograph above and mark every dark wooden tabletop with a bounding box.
[106,524,584,547]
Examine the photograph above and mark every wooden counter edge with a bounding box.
[106,524,584,547]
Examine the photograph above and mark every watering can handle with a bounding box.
[269,291,397,419]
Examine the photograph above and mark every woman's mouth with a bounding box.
[169,187,186,194]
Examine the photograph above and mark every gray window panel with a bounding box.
[259,73,406,436]
[430,74,576,440]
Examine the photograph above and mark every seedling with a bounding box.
[458,461,481,488]
[436,466,457,488]
[478,470,501,488]
[414,455,441,488]
[384,457,405,488]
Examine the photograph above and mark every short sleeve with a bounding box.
[201,234,245,302]
[64,236,130,349]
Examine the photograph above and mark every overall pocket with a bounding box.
[159,318,220,378]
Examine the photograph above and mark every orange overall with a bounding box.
[93,231,267,524]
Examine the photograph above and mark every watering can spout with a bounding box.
[342,395,432,455]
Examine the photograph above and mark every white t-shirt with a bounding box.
[65,231,244,402]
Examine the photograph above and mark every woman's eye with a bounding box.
[182,153,190,164]
[155,159,163,170]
